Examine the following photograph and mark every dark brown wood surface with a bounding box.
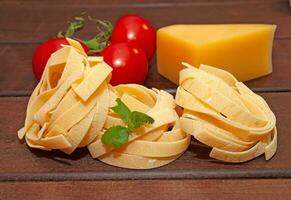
[1,179,291,200]
[1,0,291,199]
[1,0,291,43]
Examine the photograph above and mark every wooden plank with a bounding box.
[1,0,284,4]
[0,0,290,43]
[1,38,291,96]
[1,170,291,182]
[1,179,291,200]
[0,92,289,180]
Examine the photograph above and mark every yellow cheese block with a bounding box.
[157,24,276,84]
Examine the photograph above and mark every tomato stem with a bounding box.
[57,15,113,54]
[57,16,85,38]
[81,17,113,53]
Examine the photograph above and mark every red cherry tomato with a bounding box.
[110,14,156,61]
[32,38,89,81]
[100,43,148,86]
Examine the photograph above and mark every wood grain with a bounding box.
[0,0,291,44]
[0,92,289,180]
[0,1,291,197]
[1,0,285,4]
[1,38,291,96]
[1,179,291,200]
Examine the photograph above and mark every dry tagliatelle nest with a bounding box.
[177,63,277,163]
[18,39,277,169]
[18,39,190,169]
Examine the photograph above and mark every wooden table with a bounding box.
[1,0,291,199]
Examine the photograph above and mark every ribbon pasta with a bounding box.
[18,39,277,167]
[18,40,190,169]
[177,63,277,163]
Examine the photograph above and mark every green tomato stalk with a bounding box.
[57,15,113,53]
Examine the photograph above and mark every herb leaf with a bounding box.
[101,98,155,148]
[101,126,129,148]
[111,98,131,123]
[128,111,155,132]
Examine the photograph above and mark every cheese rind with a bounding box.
[157,24,276,84]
